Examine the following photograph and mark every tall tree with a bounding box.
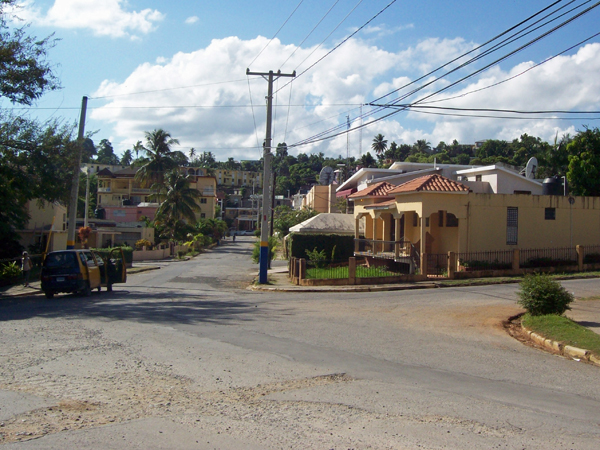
[0,1,72,256]
[135,129,179,186]
[120,149,133,166]
[152,169,199,240]
[371,134,388,156]
[0,0,60,105]
[95,139,119,164]
[567,127,600,196]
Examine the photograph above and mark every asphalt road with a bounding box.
[1,235,600,449]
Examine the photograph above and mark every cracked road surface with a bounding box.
[2,236,600,449]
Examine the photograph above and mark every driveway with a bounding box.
[1,236,600,449]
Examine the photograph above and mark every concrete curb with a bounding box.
[522,326,599,367]
[249,281,438,293]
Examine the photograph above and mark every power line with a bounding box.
[247,0,305,68]
[418,30,600,106]
[89,78,249,99]
[289,1,600,148]
[276,0,396,94]
[278,0,342,71]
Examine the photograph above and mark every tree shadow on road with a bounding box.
[0,288,273,326]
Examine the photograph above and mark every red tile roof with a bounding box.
[388,174,469,194]
[348,181,397,199]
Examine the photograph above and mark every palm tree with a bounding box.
[152,169,200,240]
[188,147,196,165]
[135,129,180,186]
[412,139,431,155]
[371,134,388,156]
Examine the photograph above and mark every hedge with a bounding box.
[91,246,133,265]
[287,233,355,260]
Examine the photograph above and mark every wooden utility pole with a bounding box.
[246,69,295,283]
[66,96,88,249]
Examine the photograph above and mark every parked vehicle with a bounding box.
[40,249,127,299]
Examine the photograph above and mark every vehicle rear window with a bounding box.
[44,252,77,268]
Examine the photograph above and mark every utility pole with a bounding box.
[66,96,88,249]
[246,69,295,284]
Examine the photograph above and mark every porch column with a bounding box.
[420,215,427,275]
[354,216,361,253]
[394,216,401,259]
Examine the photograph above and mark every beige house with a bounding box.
[302,185,339,213]
[17,201,68,252]
[352,174,600,272]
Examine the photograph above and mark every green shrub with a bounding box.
[305,247,327,268]
[0,261,21,281]
[135,239,152,250]
[252,236,277,263]
[517,273,574,316]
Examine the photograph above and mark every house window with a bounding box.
[200,198,207,204]
[438,210,444,227]
[446,213,458,227]
[476,175,482,181]
[545,207,556,220]
[425,217,430,227]
[200,213,206,218]
[507,207,518,245]
[413,213,418,227]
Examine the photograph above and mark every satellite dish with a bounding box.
[525,157,538,179]
[319,166,334,185]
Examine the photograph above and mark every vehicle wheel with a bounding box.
[82,282,91,297]
[107,283,113,292]
[44,291,54,299]
[97,286,101,292]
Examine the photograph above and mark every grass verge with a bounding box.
[522,313,600,357]
[305,266,401,280]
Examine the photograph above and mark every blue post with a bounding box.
[259,242,269,283]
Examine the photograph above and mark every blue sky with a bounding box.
[5,0,600,161]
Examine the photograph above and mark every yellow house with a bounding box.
[352,174,600,271]
[17,201,68,252]
[96,166,217,222]
[214,169,262,188]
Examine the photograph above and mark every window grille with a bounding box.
[507,207,518,245]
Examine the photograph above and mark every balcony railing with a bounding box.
[131,188,153,194]
[98,187,111,193]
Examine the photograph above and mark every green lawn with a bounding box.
[305,265,401,279]
[522,313,600,357]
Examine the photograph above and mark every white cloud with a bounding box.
[17,0,164,39]
[89,36,600,160]
[185,16,199,25]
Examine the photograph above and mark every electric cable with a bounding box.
[247,0,305,68]
[278,0,342,71]
[276,0,396,94]
[291,0,584,145]
[290,1,600,148]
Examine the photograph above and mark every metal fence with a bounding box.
[520,247,577,268]
[584,245,600,264]
[304,258,350,280]
[457,250,513,271]
[426,254,448,276]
